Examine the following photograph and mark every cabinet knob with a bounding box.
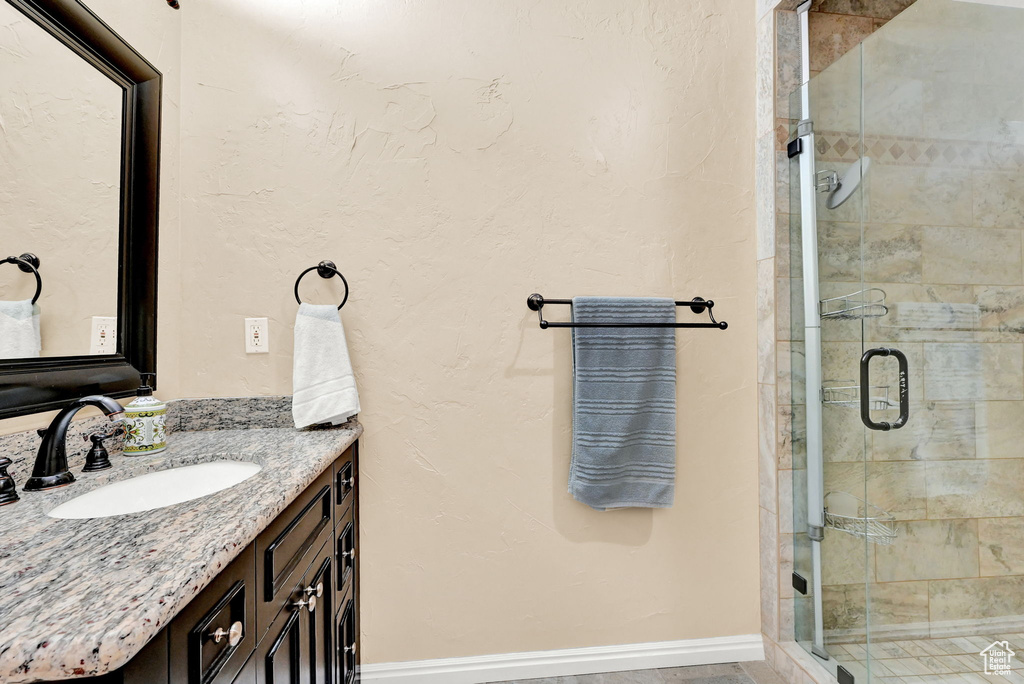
[293,595,317,613]
[344,643,358,655]
[304,581,324,598]
[340,476,354,488]
[209,621,243,647]
[342,548,357,560]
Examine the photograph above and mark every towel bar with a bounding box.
[526,293,728,330]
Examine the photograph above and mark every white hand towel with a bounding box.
[0,300,41,359]
[292,303,360,428]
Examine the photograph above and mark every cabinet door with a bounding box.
[231,654,256,684]
[303,553,334,684]
[336,586,357,684]
[256,600,304,684]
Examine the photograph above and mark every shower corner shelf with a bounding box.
[823,491,899,546]
[821,381,894,411]
[820,288,889,320]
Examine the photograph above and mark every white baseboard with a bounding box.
[359,633,765,683]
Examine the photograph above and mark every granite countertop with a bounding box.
[0,397,361,683]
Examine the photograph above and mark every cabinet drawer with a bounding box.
[336,505,355,597]
[334,445,356,516]
[256,467,333,635]
[169,545,255,684]
[337,585,357,684]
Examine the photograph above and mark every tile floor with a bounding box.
[828,634,1024,683]
[491,661,785,684]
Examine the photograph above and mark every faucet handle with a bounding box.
[82,425,123,473]
[84,425,124,443]
[0,457,20,506]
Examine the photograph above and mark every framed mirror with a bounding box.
[0,0,160,419]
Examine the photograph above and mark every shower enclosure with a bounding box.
[787,0,1024,681]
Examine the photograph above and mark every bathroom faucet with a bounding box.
[24,395,125,492]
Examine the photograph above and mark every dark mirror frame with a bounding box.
[0,0,160,420]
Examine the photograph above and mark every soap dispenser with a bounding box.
[123,373,167,456]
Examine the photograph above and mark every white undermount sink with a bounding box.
[47,460,262,519]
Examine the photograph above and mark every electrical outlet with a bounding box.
[90,316,117,355]
[245,317,269,353]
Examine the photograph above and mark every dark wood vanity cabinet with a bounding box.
[75,442,359,684]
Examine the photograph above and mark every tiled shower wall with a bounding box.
[806,0,916,75]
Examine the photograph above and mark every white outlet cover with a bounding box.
[245,317,269,353]
[90,316,117,355]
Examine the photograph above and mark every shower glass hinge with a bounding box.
[808,524,824,542]
[837,664,855,684]
[792,572,808,595]
[787,138,803,158]
[789,119,813,158]
[816,170,839,193]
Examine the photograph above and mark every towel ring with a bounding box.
[1,253,41,305]
[294,260,349,310]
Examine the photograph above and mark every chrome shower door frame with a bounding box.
[794,0,829,662]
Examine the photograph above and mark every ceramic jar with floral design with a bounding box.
[123,375,167,455]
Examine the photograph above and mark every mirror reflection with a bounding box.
[0,1,122,359]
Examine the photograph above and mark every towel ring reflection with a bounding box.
[294,260,349,310]
[1,253,41,305]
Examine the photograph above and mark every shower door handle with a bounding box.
[860,348,909,431]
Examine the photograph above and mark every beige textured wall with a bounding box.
[0,0,760,665]
[179,0,757,663]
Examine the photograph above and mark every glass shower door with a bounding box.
[789,0,1024,681]
[856,0,1024,679]
[788,32,873,682]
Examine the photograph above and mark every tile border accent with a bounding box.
[359,634,765,683]
[817,130,1024,170]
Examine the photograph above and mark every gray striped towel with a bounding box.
[569,297,676,510]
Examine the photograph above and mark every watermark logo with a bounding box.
[982,640,1015,676]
